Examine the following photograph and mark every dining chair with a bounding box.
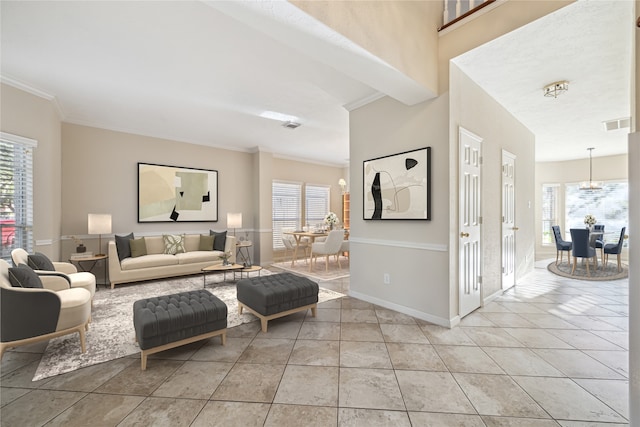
[603,227,626,272]
[309,230,344,272]
[340,240,349,263]
[569,228,597,276]
[282,236,308,266]
[552,225,572,267]
[592,224,605,265]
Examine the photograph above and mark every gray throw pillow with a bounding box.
[27,252,55,271]
[115,232,134,261]
[210,230,227,251]
[8,264,44,288]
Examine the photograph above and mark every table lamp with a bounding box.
[88,213,111,256]
[227,212,242,237]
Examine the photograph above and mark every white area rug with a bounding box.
[271,258,350,282]
[33,270,345,381]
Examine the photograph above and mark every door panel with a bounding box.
[501,150,516,290]
[459,128,483,318]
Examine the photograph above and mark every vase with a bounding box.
[329,224,334,231]
[76,244,86,253]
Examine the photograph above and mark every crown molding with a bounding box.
[1,75,66,119]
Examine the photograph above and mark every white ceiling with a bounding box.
[0,1,633,165]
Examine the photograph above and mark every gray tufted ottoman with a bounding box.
[236,272,319,332]
[133,290,227,370]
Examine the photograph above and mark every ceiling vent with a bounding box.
[282,121,301,130]
[602,117,631,131]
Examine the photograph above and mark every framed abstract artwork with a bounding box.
[363,147,431,220]
[137,162,218,222]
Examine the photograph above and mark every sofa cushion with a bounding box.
[198,235,215,251]
[210,230,227,251]
[27,252,55,271]
[121,254,179,271]
[183,234,201,252]
[176,251,220,265]
[115,232,134,261]
[130,238,148,258]
[145,236,165,255]
[163,234,185,255]
[8,264,44,288]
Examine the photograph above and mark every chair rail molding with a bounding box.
[349,237,447,252]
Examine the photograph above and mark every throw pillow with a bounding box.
[130,238,148,258]
[163,234,185,255]
[27,252,55,271]
[210,230,227,251]
[198,235,215,251]
[8,265,44,288]
[115,232,134,261]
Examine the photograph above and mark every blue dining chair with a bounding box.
[552,225,572,267]
[569,228,597,276]
[604,227,626,272]
[592,224,605,265]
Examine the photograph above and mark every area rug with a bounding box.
[547,260,628,281]
[33,270,345,381]
[271,258,350,282]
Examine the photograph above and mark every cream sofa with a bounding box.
[108,234,236,288]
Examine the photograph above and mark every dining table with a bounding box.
[283,230,328,263]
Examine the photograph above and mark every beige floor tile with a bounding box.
[453,373,549,418]
[481,416,562,426]
[482,347,564,377]
[192,401,269,426]
[386,343,447,371]
[340,408,411,426]
[409,412,486,426]
[559,315,624,331]
[512,376,627,423]
[339,341,392,368]
[546,329,625,351]
[340,322,383,342]
[0,389,86,427]
[118,396,206,427]
[532,349,626,379]
[340,297,374,309]
[266,404,338,427]
[459,327,525,348]
[481,312,538,328]
[420,324,476,346]
[0,351,42,377]
[273,365,339,406]
[0,387,30,408]
[573,378,629,419]
[258,318,303,338]
[225,321,261,338]
[590,330,629,350]
[478,302,514,313]
[497,302,549,314]
[379,324,429,344]
[304,308,341,323]
[459,313,496,327]
[41,357,134,392]
[502,328,574,349]
[518,313,581,329]
[152,361,232,399]
[340,308,378,323]
[298,322,341,340]
[374,308,417,324]
[0,360,53,389]
[339,367,405,410]
[583,350,628,377]
[395,370,475,413]
[46,393,145,427]
[190,337,252,362]
[434,345,504,374]
[289,339,340,366]
[212,363,285,402]
[237,338,295,364]
[94,359,182,395]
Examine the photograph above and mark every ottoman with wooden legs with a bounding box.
[236,272,319,332]
[133,290,227,370]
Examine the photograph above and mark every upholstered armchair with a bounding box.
[552,225,572,267]
[309,230,345,272]
[569,228,597,276]
[0,259,92,359]
[11,248,96,298]
[604,227,626,272]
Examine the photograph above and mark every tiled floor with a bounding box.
[0,265,629,426]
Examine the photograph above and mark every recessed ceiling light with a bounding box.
[259,111,299,122]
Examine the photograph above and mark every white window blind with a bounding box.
[272,181,302,250]
[565,181,629,245]
[541,184,559,245]
[0,133,36,261]
[305,184,330,227]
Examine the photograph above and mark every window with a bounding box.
[565,181,628,245]
[305,184,330,228]
[0,133,36,261]
[541,184,559,245]
[272,181,302,250]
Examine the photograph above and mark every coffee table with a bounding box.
[202,263,243,287]
[234,265,263,280]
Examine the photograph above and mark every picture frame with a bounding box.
[363,147,431,220]
[137,162,218,222]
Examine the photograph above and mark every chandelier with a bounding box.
[579,147,602,190]
[543,81,569,98]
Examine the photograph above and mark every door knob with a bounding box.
[512,227,519,231]
[460,232,470,238]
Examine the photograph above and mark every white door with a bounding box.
[459,128,483,318]
[501,150,516,291]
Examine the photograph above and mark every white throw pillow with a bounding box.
[163,234,185,255]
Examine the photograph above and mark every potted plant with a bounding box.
[324,212,338,230]
[584,214,597,230]
[218,251,232,266]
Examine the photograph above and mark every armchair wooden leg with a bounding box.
[571,257,577,275]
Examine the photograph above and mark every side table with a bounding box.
[236,241,253,266]
[70,254,108,289]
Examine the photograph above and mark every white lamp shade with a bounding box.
[227,212,242,229]
[88,213,112,234]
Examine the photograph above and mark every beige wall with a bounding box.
[0,83,62,259]
[292,0,440,96]
[535,154,629,260]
